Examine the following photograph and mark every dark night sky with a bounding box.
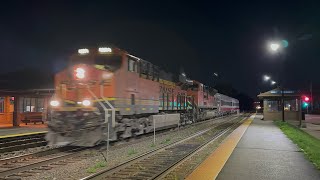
[1,1,320,97]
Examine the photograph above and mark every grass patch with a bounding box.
[94,161,107,168]
[86,167,97,173]
[161,138,171,144]
[128,148,137,156]
[274,120,320,169]
[150,143,156,148]
[86,161,107,173]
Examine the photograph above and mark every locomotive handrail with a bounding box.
[100,84,116,128]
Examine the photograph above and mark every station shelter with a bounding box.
[0,89,54,127]
[257,88,302,122]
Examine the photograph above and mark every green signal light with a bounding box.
[303,102,309,108]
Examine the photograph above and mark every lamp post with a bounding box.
[268,42,286,122]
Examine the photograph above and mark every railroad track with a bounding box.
[81,115,247,180]
[0,146,87,179]
[0,133,47,154]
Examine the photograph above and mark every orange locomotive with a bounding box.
[46,47,239,146]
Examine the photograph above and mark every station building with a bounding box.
[0,90,54,126]
[0,69,54,127]
[257,88,302,122]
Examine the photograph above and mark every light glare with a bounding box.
[271,81,276,85]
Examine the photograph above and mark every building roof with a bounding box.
[257,88,301,99]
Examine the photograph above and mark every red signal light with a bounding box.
[304,96,310,102]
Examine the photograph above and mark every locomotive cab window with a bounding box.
[95,55,122,72]
[128,58,138,72]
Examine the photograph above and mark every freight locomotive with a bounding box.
[46,47,239,146]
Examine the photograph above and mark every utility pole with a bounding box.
[310,81,313,111]
[281,86,285,122]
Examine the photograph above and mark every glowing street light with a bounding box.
[264,75,271,81]
[270,43,280,51]
[271,80,276,85]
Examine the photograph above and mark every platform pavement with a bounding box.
[216,115,320,180]
[0,124,47,137]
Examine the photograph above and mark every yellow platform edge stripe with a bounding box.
[186,114,255,180]
[0,131,48,139]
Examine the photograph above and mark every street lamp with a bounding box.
[266,40,288,122]
[264,75,271,81]
[270,43,280,51]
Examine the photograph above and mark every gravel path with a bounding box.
[24,115,238,180]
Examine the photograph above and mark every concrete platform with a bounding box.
[0,124,47,138]
[217,115,320,180]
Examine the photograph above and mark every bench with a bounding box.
[21,113,44,125]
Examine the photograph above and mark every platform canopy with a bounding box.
[0,89,54,97]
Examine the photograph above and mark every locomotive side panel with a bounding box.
[114,55,160,115]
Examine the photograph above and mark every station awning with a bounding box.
[257,88,301,99]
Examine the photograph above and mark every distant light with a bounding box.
[271,81,276,85]
[98,47,112,53]
[263,75,271,81]
[75,68,85,79]
[214,73,219,77]
[78,48,89,55]
[270,43,280,51]
[181,73,186,77]
[82,100,91,106]
[304,97,310,102]
[50,100,60,107]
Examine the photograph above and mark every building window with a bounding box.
[264,100,280,112]
[0,97,4,113]
[21,97,45,112]
[284,99,298,111]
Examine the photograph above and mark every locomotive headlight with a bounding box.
[78,48,89,55]
[82,100,91,106]
[75,68,85,79]
[50,100,60,107]
[98,47,112,53]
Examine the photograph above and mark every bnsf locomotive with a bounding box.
[46,47,239,146]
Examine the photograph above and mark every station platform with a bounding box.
[0,123,47,138]
[187,114,320,180]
